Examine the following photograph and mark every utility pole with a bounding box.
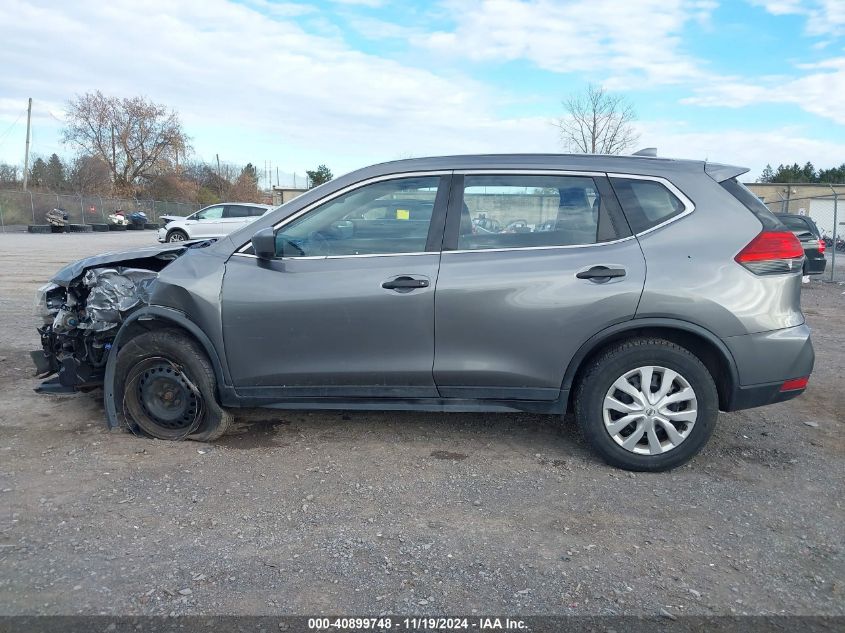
[216,153,221,176]
[22,98,32,191]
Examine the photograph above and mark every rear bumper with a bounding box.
[722,323,814,412]
[727,380,807,411]
[804,254,827,275]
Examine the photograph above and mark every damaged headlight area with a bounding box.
[31,268,159,389]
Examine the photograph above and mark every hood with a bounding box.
[51,239,216,286]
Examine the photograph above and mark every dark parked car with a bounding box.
[776,213,827,275]
[31,154,814,471]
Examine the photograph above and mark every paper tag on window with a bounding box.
[396,209,410,220]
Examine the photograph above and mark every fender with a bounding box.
[560,316,740,396]
[103,305,235,429]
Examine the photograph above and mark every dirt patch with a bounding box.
[430,450,469,461]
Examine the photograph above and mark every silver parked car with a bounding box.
[157,202,274,242]
[31,154,814,471]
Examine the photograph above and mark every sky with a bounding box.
[0,0,844,185]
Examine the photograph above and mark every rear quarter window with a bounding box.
[610,177,687,233]
[720,178,785,231]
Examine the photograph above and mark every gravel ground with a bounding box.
[0,232,842,617]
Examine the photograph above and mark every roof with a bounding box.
[331,154,748,183]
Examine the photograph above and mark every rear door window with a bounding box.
[610,178,687,233]
[224,205,251,218]
[455,174,627,250]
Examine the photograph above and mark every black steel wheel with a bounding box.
[125,358,202,435]
[114,329,232,441]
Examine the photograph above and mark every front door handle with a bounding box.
[382,276,430,291]
[576,266,627,280]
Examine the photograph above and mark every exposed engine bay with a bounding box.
[30,242,210,390]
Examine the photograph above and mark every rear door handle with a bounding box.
[576,266,627,280]
[382,276,430,291]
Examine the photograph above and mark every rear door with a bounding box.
[221,174,450,398]
[433,171,646,401]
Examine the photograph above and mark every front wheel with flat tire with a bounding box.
[113,329,231,441]
[574,338,719,472]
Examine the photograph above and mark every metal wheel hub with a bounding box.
[136,362,198,430]
[168,232,186,242]
[602,365,698,455]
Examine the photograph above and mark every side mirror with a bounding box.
[252,227,276,259]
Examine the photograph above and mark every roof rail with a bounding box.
[632,147,658,157]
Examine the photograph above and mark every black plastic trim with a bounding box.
[726,380,805,411]
[560,317,740,408]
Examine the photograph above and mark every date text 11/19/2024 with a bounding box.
[307,617,528,630]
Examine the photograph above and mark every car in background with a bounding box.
[776,213,827,275]
[157,203,274,243]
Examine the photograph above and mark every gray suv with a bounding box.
[31,154,814,471]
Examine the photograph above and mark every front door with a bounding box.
[433,172,647,401]
[221,174,450,399]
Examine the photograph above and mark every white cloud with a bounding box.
[330,0,386,7]
[638,120,845,179]
[750,0,845,37]
[0,0,560,172]
[415,0,717,86]
[682,57,845,124]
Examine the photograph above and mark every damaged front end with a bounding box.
[30,241,214,392]
[32,268,159,390]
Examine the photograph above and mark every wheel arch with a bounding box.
[562,318,739,412]
[165,227,189,241]
[103,306,234,428]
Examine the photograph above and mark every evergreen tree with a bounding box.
[45,153,66,191]
[306,164,333,187]
[29,158,48,187]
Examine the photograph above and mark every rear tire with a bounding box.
[114,329,232,441]
[573,337,718,472]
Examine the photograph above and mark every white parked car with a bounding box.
[157,203,275,243]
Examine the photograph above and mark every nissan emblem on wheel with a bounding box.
[30,153,814,471]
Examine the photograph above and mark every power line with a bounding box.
[0,109,26,148]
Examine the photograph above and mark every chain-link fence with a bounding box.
[0,190,202,230]
[760,193,844,282]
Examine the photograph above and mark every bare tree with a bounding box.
[62,91,189,194]
[555,84,639,155]
[68,155,113,196]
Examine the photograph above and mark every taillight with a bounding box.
[818,238,825,254]
[735,231,804,275]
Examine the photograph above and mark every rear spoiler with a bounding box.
[705,162,750,183]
